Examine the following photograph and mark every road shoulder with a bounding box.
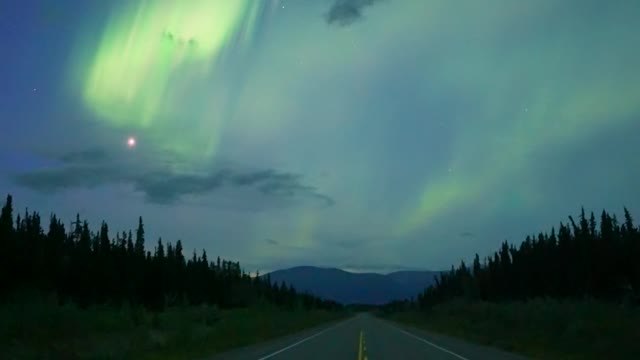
[376,315,529,360]
[204,315,356,360]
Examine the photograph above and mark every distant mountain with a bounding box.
[264,266,441,305]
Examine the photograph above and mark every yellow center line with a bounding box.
[358,330,368,360]
[358,330,363,360]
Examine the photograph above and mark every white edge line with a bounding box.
[392,325,471,360]
[257,317,354,360]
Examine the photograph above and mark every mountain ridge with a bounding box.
[264,266,442,305]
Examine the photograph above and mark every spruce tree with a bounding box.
[135,216,145,257]
[0,195,14,295]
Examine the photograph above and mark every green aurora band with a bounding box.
[68,0,639,255]
[392,1,640,237]
[80,0,264,160]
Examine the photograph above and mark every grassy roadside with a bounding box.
[379,298,640,360]
[0,294,349,360]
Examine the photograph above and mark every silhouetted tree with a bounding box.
[413,206,640,310]
[0,195,14,296]
[0,194,342,313]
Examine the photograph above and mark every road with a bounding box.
[208,313,529,360]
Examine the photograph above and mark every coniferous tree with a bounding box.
[0,194,342,312]
[411,206,640,310]
[135,216,145,258]
[0,195,14,296]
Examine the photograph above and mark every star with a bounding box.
[127,136,136,148]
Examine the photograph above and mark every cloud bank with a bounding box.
[13,148,334,207]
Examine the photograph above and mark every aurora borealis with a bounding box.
[1,0,639,273]
[78,0,278,160]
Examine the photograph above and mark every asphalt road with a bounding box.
[208,313,529,360]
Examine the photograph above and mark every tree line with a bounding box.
[0,194,342,311]
[386,207,640,311]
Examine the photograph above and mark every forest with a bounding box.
[3,191,639,359]
[0,194,341,312]
[420,207,639,307]
[381,207,640,359]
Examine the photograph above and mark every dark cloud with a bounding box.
[13,148,335,207]
[325,0,383,27]
[59,149,110,163]
[256,173,335,206]
[14,165,124,191]
[230,170,278,186]
[133,170,229,204]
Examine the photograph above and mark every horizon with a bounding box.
[1,0,639,273]
[261,265,443,276]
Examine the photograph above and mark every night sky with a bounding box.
[1,0,639,273]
